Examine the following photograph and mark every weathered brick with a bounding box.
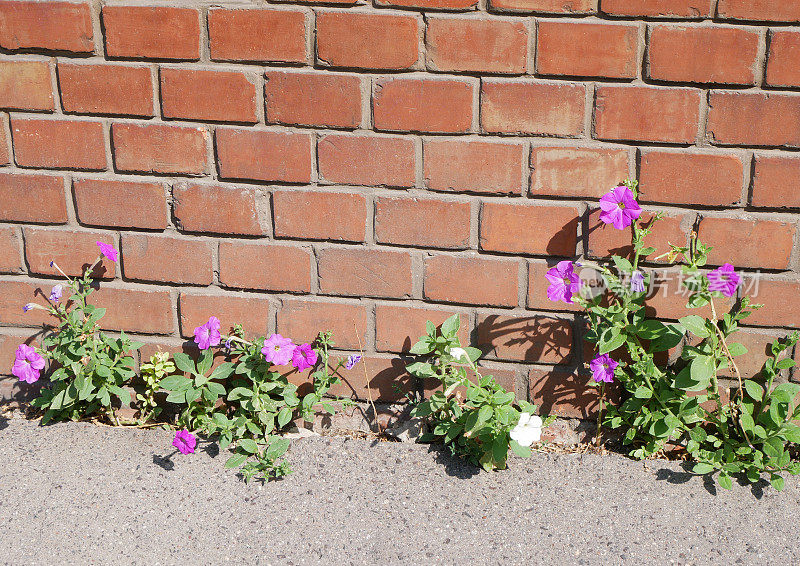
[424,138,525,195]
[376,304,468,352]
[219,241,311,293]
[317,133,415,188]
[527,261,583,312]
[88,285,174,335]
[265,71,362,129]
[716,0,800,23]
[316,12,419,70]
[0,227,23,274]
[586,209,688,262]
[375,196,471,249]
[216,128,312,183]
[277,299,368,350]
[112,123,209,175]
[537,21,638,79]
[751,154,800,209]
[0,280,55,326]
[173,183,263,235]
[208,8,307,64]
[327,356,412,403]
[490,0,596,13]
[600,0,712,17]
[424,255,518,306]
[103,6,200,60]
[481,80,585,136]
[24,227,116,278]
[476,313,573,363]
[0,116,7,165]
[160,68,258,124]
[426,17,528,74]
[179,292,271,339]
[707,92,800,148]
[481,202,579,256]
[73,178,167,230]
[122,233,213,285]
[594,85,700,144]
[0,173,67,223]
[318,248,413,298]
[58,63,153,117]
[698,216,796,270]
[377,0,477,9]
[529,367,599,419]
[374,77,474,134]
[12,118,105,170]
[638,150,744,206]
[740,279,800,328]
[0,1,94,53]
[0,60,53,111]
[648,25,759,85]
[766,31,800,88]
[530,145,630,198]
[273,190,366,242]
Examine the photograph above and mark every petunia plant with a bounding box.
[547,180,800,491]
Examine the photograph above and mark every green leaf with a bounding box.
[172,352,196,374]
[238,439,259,454]
[209,362,235,381]
[227,387,253,401]
[477,405,493,425]
[266,437,291,460]
[441,314,460,338]
[158,375,190,391]
[409,339,433,355]
[277,407,292,428]
[692,462,715,475]
[726,342,747,357]
[679,315,710,338]
[743,380,763,402]
[718,473,733,490]
[108,385,131,404]
[633,386,652,399]
[771,474,785,492]
[165,389,187,403]
[509,439,531,458]
[206,382,226,397]
[688,355,715,391]
[225,454,248,469]
[599,330,626,355]
[611,255,633,274]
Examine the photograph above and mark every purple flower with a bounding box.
[599,186,642,230]
[22,303,35,313]
[193,316,222,350]
[224,338,233,351]
[630,270,646,293]
[49,285,63,303]
[261,334,296,366]
[96,241,118,262]
[707,263,740,298]
[172,430,197,455]
[292,343,318,372]
[345,354,362,370]
[12,344,45,384]
[545,261,582,304]
[590,353,618,384]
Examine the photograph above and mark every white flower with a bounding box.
[449,347,469,362]
[509,412,542,447]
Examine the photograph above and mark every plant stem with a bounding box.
[596,383,605,448]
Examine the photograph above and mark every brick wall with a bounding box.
[1,0,800,417]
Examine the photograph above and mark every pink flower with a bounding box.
[707,263,740,298]
[12,344,45,384]
[545,261,581,304]
[590,353,618,383]
[172,430,197,454]
[261,334,296,366]
[193,316,221,350]
[291,343,318,371]
[96,241,118,262]
[599,186,642,230]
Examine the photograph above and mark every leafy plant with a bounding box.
[137,351,174,424]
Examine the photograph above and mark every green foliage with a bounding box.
[137,351,174,424]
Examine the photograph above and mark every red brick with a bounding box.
[426,17,528,74]
[480,202,579,256]
[112,123,209,175]
[529,367,599,419]
[716,0,800,23]
[58,63,153,117]
[423,138,525,195]
[0,280,55,327]
[0,61,53,111]
[648,26,759,85]
[122,234,213,285]
[208,8,307,64]
[376,304,469,353]
[530,145,630,198]
[273,190,366,242]
[374,77,474,134]
[0,227,23,274]
[24,227,116,278]
[424,255,518,306]
[638,150,744,206]
[642,267,720,320]
[88,285,174,335]
[160,68,258,124]
[594,85,700,144]
[216,128,312,183]
[316,12,419,71]
[375,196,471,249]
[698,216,795,270]
[317,133,415,188]
[318,247,412,299]
[265,71,362,129]
[527,261,582,312]
[476,313,573,363]
[707,92,800,148]
[766,31,800,88]
[103,6,199,60]
[600,0,712,17]
[73,178,167,230]
[586,209,688,263]
[0,1,93,53]
[751,154,800,209]
[377,0,477,8]
[0,173,67,223]
[12,118,105,170]
[173,183,263,235]
[490,0,596,12]
[277,299,368,350]
[740,279,800,328]
[686,328,791,379]
[481,80,585,136]
[179,292,271,339]
[219,241,311,293]
[537,21,638,79]
[327,356,412,403]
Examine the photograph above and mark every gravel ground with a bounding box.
[1,416,799,566]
